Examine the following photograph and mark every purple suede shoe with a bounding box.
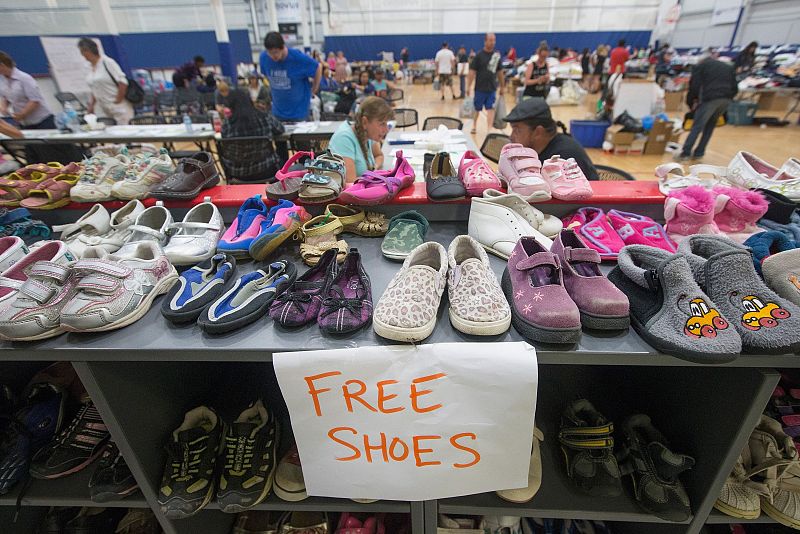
[269,248,338,327]
[501,236,581,344]
[318,248,373,334]
[551,229,630,330]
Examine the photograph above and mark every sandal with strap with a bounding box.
[20,169,81,210]
[458,151,501,197]
[52,204,112,258]
[338,151,415,205]
[266,151,314,201]
[299,214,348,267]
[558,399,623,497]
[0,162,68,207]
[298,151,345,204]
[324,204,388,237]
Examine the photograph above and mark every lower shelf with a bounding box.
[203,493,410,514]
[705,509,777,524]
[0,466,147,509]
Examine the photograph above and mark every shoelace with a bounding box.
[562,159,584,181]
[319,285,366,320]
[222,433,259,474]
[166,435,208,481]
[55,403,107,452]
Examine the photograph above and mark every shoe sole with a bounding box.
[477,243,510,261]
[761,499,800,529]
[90,483,139,503]
[218,423,280,513]
[381,250,410,261]
[249,220,302,261]
[62,269,179,333]
[150,174,220,200]
[448,308,511,336]
[2,325,67,342]
[580,310,630,331]
[165,250,216,268]
[714,499,760,520]
[273,480,309,502]
[501,270,581,344]
[373,314,437,343]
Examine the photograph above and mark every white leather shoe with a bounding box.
[163,199,225,266]
[727,151,800,200]
[53,204,112,258]
[116,201,173,257]
[482,189,562,236]
[0,236,28,273]
[71,200,146,256]
[469,192,557,259]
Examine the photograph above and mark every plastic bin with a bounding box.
[570,120,610,148]
[726,101,758,126]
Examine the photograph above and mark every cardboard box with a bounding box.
[664,91,685,112]
[605,124,636,146]
[630,138,647,153]
[644,120,674,155]
[585,92,601,113]
[757,93,793,112]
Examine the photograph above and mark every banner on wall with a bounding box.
[40,36,104,96]
[711,0,744,25]
[273,342,539,501]
[276,0,301,23]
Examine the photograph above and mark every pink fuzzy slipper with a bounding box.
[664,185,721,242]
[607,210,677,253]
[712,186,769,243]
[562,207,624,260]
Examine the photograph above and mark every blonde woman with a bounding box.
[327,96,392,183]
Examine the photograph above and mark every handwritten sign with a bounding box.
[273,342,538,501]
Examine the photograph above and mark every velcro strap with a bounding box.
[77,274,121,293]
[558,424,615,449]
[505,146,538,160]
[564,247,600,264]
[19,279,55,303]
[169,222,220,232]
[128,225,165,239]
[0,276,23,291]
[29,262,70,282]
[516,252,560,271]
[74,259,131,278]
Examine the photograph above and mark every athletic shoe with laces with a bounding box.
[70,149,133,203]
[0,383,65,494]
[111,148,175,200]
[158,405,222,519]
[29,400,110,479]
[88,442,138,503]
[217,400,279,513]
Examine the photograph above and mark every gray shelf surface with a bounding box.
[0,466,146,508]
[204,494,409,513]
[0,222,797,367]
[705,509,778,524]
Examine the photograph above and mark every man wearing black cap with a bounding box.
[504,98,599,181]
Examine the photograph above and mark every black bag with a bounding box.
[103,61,145,105]
[334,85,357,114]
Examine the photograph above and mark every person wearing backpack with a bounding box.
[78,37,134,125]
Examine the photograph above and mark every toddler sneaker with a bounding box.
[458,150,501,197]
[0,235,28,272]
[745,231,800,306]
[60,242,179,333]
[162,253,237,324]
[273,445,307,502]
[163,200,225,266]
[0,240,73,310]
[711,186,768,243]
[562,207,625,260]
[551,229,630,330]
[607,210,676,253]
[540,155,593,201]
[270,249,338,328]
[111,148,176,200]
[249,200,311,261]
[501,236,581,344]
[217,195,270,258]
[116,201,173,256]
[664,185,721,243]
[678,234,800,354]
[53,204,112,258]
[727,151,800,200]
[317,248,372,334]
[71,200,146,256]
[71,149,132,203]
[468,193,555,260]
[373,241,448,343]
[446,235,510,336]
[607,245,741,363]
[496,143,551,201]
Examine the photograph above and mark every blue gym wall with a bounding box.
[0,30,252,76]
[324,31,652,61]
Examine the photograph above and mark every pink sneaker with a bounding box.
[0,240,73,309]
[541,155,593,201]
[497,143,551,201]
[607,210,676,253]
[563,207,624,260]
[458,150,501,196]
[338,151,415,206]
[217,195,271,257]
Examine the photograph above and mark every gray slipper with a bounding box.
[678,234,800,354]
[608,245,741,363]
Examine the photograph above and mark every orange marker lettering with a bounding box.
[363,432,389,463]
[304,371,342,417]
[342,379,378,413]
[389,437,410,461]
[410,373,446,413]
[450,432,481,468]
[377,379,403,413]
[328,427,361,461]
[412,435,442,467]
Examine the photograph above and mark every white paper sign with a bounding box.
[40,37,104,96]
[273,342,538,501]
[276,0,302,23]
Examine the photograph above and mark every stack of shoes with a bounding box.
[158,401,279,518]
[0,207,51,244]
[298,151,346,204]
[373,236,510,343]
[271,248,373,335]
[299,214,349,267]
[563,207,675,260]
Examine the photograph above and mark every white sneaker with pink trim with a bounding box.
[541,155,593,201]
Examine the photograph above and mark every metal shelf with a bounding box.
[705,509,777,524]
[204,494,410,513]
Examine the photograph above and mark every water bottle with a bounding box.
[183,113,193,133]
[210,110,222,134]
[64,102,79,133]
[312,105,320,127]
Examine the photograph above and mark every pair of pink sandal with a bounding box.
[563,207,676,260]
[337,151,415,206]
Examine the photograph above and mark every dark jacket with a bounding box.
[687,58,738,106]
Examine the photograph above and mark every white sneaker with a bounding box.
[468,192,558,259]
[70,150,133,203]
[0,240,73,311]
[0,236,28,273]
[727,151,800,200]
[111,148,175,200]
[116,201,173,257]
[163,199,225,266]
[53,204,112,258]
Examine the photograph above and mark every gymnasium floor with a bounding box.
[398,83,800,180]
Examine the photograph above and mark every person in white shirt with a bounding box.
[434,42,457,101]
[77,38,134,125]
